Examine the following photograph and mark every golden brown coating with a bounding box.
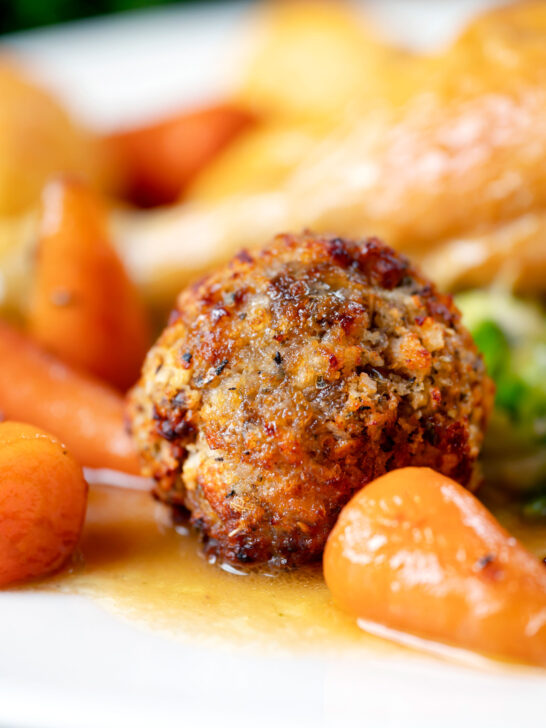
[128,233,494,567]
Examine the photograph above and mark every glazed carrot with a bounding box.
[107,103,254,207]
[0,421,87,586]
[324,467,546,666]
[28,178,150,391]
[0,320,140,474]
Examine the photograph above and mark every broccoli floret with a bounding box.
[456,290,546,493]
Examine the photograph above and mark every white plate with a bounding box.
[1,3,544,727]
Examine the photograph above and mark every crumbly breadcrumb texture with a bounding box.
[128,232,494,567]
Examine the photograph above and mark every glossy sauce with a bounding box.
[41,485,372,651]
[39,484,546,656]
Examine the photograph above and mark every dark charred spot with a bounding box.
[474,553,504,581]
[380,435,395,453]
[193,517,206,533]
[475,553,496,570]
[228,287,248,307]
[429,299,456,326]
[280,532,302,555]
[215,359,229,376]
[171,392,187,407]
[444,421,468,456]
[357,238,409,289]
[268,273,302,303]
[423,418,439,446]
[274,351,283,365]
[326,237,353,268]
[154,390,197,444]
[158,418,195,442]
[397,275,414,289]
[419,286,457,326]
[181,351,192,366]
[322,301,366,335]
[361,365,386,381]
[171,503,191,523]
[235,545,256,563]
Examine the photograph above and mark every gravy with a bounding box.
[39,484,546,655]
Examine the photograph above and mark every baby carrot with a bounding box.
[28,178,150,391]
[107,103,254,206]
[324,467,546,666]
[0,421,87,586]
[0,320,140,474]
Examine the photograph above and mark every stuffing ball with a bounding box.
[128,232,494,568]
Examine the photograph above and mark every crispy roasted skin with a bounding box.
[128,233,494,567]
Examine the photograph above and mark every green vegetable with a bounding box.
[1,0,192,34]
[471,319,509,382]
[522,492,546,520]
[456,290,546,493]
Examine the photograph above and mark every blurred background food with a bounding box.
[108,103,254,207]
[0,61,108,216]
[0,0,544,497]
[114,0,546,304]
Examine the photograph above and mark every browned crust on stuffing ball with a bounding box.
[128,232,494,567]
